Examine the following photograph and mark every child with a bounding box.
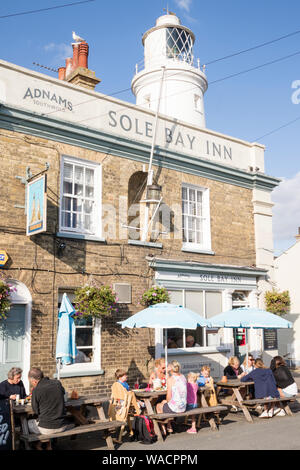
[197,366,218,407]
[186,372,199,434]
[115,369,130,391]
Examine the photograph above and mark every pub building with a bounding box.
[0,12,280,393]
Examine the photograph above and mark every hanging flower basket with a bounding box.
[141,285,170,307]
[74,285,118,319]
[265,289,290,317]
[0,280,15,320]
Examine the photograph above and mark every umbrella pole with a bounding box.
[164,329,168,379]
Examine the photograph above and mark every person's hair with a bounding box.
[170,360,181,374]
[115,369,127,380]
[242,354,254,366]
[168,341,178,349]
[228,356,240,367]
[254,358,266,369]
[188,372,199,382]
[154,358,165,369]
[201,365,211,374]
[28,367,44,381]
[7,367,22,380]
[273,356,286,368]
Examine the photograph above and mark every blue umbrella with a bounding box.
[209,307,292,364]
[118,302,212,371]
[209,307,292,329]
[55,293,78,379]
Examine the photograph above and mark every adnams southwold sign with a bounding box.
[0,60,265,173]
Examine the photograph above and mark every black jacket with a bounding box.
[31,377,66,429]
[223,365,243,379]
[271,365,295,390]
[0,380,27,400]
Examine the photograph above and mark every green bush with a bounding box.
[265,290,290,316]
[0,280,14,320]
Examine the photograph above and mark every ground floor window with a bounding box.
[58,290,101,374]
[165,290,222,349]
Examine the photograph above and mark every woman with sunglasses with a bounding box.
[149,358,167,388]
[241,354,255,374]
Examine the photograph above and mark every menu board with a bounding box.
[0,400,12,451]
[263,329,278,351]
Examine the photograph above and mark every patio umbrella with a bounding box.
[209,307,293,364]
[55,293,78,380]
[118,302,212,372]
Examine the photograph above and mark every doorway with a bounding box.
[0,304,26,382]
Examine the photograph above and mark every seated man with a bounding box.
[27,367,73,450]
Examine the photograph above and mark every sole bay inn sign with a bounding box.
[0,60,265,173]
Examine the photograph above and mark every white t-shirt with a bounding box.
[282,381,298,396]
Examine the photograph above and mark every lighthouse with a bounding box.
[131,12,208,128]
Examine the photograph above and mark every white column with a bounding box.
[248,289,263,358]
[222,289,234,355]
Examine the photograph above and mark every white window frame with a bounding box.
[181,183,211,252]
[59,155,102,239]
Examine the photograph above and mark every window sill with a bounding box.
[53,368,105,379]
[57,232,106,243]
[181,245,215,255]
[128,240,163,249]
[163,347,230,356]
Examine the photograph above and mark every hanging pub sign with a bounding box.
[26,174,47,236]
[0,399,12,450]
[263,328,278,351]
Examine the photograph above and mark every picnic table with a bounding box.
[133,388,227,440]
[12,395,125,450]
[216,380,297,422]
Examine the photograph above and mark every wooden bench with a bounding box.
[241,396,296,417]
[19,420,126,450]
[149,405,228,440]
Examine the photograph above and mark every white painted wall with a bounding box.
[274,239,300,366]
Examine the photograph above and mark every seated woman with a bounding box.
[156,360,187,434]
[241,358,281,418]
[241,354,255,374]
[270,356,298,399]
[149,358,166,388]
[0,367,27,400]
[222,356,245,381]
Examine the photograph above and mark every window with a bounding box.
[57,291,101,375]
[182,184,211,251]
[60,156,101,238]
[163,290,222,349]
[166,27,193,64]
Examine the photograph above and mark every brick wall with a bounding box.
[0,128,256,395]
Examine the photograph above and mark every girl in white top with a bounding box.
[241,354,255,375]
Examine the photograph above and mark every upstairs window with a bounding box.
[182,184,211,251]
[60,156,101,238]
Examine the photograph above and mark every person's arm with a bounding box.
[31,389,39,415]
[241,371,253,383]
[0,381,8,399]
[166,377,173,402]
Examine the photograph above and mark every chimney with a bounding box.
[296,227,300,243]
[59,39,100,91]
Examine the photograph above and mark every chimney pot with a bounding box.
[78,42,89,68]
[58,66,66,81]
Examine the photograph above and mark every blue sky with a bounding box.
[1,0,300,254]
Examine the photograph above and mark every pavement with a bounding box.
[51,369,300,451]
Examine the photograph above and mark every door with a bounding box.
[0,304,26,382]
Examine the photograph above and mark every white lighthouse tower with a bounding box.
[131,12,208,127]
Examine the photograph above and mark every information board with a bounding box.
[0,399,12,451]
[263,328,278,351]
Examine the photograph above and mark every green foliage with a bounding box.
[74,285,118,319]
[0,279,14,320]
[265,290,290,316]
[141,285,170,307]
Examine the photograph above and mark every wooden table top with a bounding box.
[13,395,110,414]
[133,389,167,398]
[216,380,254,388]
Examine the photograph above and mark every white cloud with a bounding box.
[43,42,73,65]
[174,0,193,12]
[272,172,300,249]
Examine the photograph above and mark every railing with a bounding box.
[134,54,205,75]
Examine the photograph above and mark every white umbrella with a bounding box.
[118,302,212,372]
